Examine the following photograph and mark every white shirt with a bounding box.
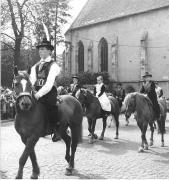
[29,56,61,98]
[95,83,103,97]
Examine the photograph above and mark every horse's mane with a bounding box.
[123,92,137,106]
[123,92,153,111]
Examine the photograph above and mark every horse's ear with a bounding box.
[14,66,18,76]
[27,66,31,75]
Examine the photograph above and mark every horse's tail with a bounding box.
[71,120,83,144]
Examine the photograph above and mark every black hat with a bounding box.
[36,37,54,51]
[72,75,79,79]
[142,72,152,78]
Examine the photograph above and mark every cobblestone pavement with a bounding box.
[1,114,169,179]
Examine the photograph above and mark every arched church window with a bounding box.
[99,38,108,72]
[78,41,84,72]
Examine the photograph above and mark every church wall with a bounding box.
[66,7,169,97]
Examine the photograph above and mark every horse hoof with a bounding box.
[138,147,144,153]
[65,168,73,176]
[88,133,91,137]
[108,125,111,128]
[144,145,148,150]
[125,123,129,126]
[161,142,164,147]
[150,141,153,146]
[99,136,104,140]
[114,135,118,139]
[30,173,38,179]
[93,134,98,139]
[89,138,93,144]
[16,176,22,179]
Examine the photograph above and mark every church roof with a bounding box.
[69,0,169,30]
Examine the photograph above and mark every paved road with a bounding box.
[1,114,169,179]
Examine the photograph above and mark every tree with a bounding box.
[33,0,71,60]
[1,0,71,68]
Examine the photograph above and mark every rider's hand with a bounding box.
[34,93,40,100]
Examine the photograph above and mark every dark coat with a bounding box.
[140,81,160,119]
[114,88,125,108]
[70,83,81,97]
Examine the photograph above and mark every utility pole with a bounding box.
[54,0,59,61]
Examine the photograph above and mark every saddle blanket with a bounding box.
[98,92,111,112]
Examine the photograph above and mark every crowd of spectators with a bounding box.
[1,86,15,120]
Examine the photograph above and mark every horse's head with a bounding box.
[123,92,136,119]
[13,66,34,111]
[75,88,87,106]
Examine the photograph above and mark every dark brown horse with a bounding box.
[123,92,167,152]
[76,88,120,143]
[13,67,83,179]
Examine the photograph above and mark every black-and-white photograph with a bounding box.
[1,0,169,179]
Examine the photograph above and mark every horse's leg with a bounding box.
[89,118,97,144]
[16,135,39,179]
[149,122,154,146]
[114,114,119,139]
[99,117,107,140]
[87,117,92,136]
[142,123,148,150]
[158,116,165,147]
[137,121,144,153]
[20,136,40,179]
[65,125,79,176]
[60,125,71,163]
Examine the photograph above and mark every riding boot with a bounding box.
[50,105,61,142]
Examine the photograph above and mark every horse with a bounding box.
[123,92,167,153]
[12,67,83,179]
[75,88,120,143]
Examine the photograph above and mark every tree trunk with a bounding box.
[14,38,22,68]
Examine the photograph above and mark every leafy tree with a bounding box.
[2,0,71,67]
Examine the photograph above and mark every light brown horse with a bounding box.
[123,92,167,152]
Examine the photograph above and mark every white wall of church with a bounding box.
[66,7,169,96]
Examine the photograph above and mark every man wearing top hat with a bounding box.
[140,72,160,120]
[29,37,61,142]
[69,75,81,97]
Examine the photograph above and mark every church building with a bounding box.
[63,0,169,96]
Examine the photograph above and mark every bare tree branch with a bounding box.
[1,33,16,41]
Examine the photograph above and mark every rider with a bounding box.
[114,83,125,108]
[140,72,160,120]
[69,75,81,97]
[155,82,163,98]
[94,75,111,114]
[29,37,61,142]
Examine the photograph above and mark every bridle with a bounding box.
[13,73,36,101]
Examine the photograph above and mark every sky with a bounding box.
[3,0,88,54]
[57,0,88,54]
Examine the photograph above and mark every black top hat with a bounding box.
[142,72,152,78]
[72,75,79,79]
[36,37,54,51]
